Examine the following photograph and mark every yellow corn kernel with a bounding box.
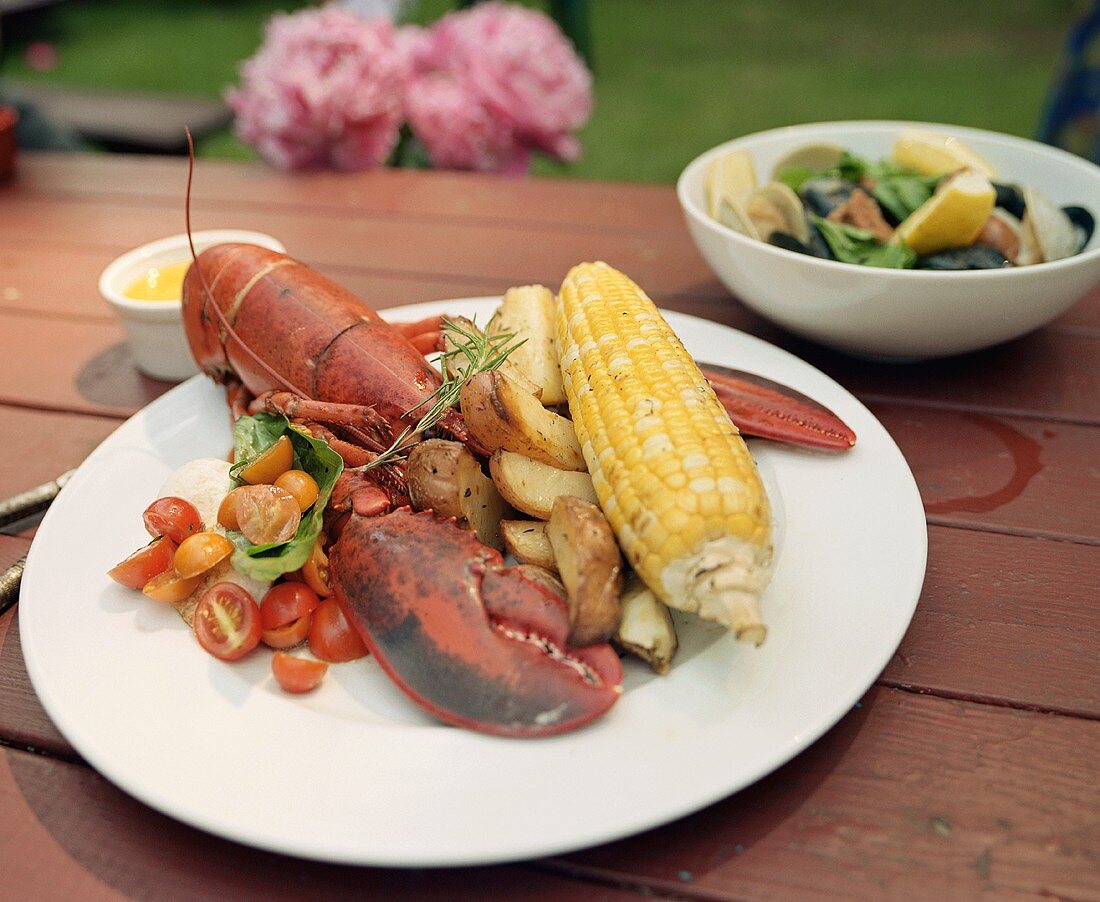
[557,262,773,643]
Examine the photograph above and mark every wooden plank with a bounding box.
[0,406,121,501]
[873,404,1100,543]
[549,687,1100,901]
[792,327,1100,425]
[0,604,71,759]
[18,151,687,233]
[0,240,514,323]
[0,194,725,301]
[886,526,1100,717]
[0,749,637,901]
[0,312,168,418]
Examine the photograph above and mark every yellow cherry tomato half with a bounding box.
[274,469,319,512]
[238,435,294,485]
[301,539,333,597]
[234,484,301,546]
[173,531,234,579]
[142,569,202,603]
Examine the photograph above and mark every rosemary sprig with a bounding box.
[354,317,525,473]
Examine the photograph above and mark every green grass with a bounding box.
[0,0,1079,181]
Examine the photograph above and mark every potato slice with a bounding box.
[546,496,623,645]
[490,450,597,520]
[406,439,509,550]
[614,573,678,675]
[460,371,586,471]
[487,285,565,406]
[501,519,558,572]
[442,316,541,399]
[515,563,567,600]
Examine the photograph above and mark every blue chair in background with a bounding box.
[1038,4,1100,163]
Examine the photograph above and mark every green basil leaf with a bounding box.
[227,414,344,581]
[871,174,941,222]
[776,166,817,192]
[811,216,917,269]
[811,216,879,264]
[863,242,918,269]
[836,151,870,182]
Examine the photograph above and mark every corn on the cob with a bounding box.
[557,261,772,644]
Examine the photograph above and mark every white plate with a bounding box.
[20,298,926,867]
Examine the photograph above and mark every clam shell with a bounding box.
[714,196,761,240]
[1063,206,1095,253]
[706,150,757,218]
[743,182,810,243]
[1021,187,1078,263]
[770,143,845,181]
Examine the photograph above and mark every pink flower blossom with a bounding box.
[227,7,407,170]
[405,71,530,173]
[403,2,592,171]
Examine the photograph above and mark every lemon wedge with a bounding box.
[705,150,757,218]
[893,170,996,256]
[892,127,996,178]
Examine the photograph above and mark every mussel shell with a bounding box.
[714,196,761,240]
[993,183,1026,219]
[768,232,815,257]
[1063,205,1095,252]
[744,182,810,243]
[916,245,1011,270]
[799,177,858,217]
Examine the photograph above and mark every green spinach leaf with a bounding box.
[227,413,343,581]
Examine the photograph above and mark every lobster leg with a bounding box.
[251,392,392,448]
[700,362,857,451]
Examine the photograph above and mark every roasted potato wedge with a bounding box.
[406,439,509,550]
[515,563,567,600]
[500,519,558,572]
[490,450,597,520]
[487,285,565,406]
[442,316,541,399]
[546,496,623,645]
[614,574,678,674]
[459,371,586,471]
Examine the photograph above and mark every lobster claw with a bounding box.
[700,362,857,451]
[330,508,622,737]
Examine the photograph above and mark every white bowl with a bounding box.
[99,229,286,381]
[677,120,1100,359]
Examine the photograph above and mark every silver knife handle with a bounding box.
[0,469,75,530]
[0,555,26,616]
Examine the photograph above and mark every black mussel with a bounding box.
[767,223,834,260]
[916,245,1012,270]
[993,183,1026,219]
[1063,205,1095,252]
[799,177,858,218]
[768,232,814,256]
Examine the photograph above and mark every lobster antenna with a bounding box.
[184,128,309,398]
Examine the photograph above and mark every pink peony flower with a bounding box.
[405,71,530,173]
[227,7,407,170]
[402,2,592,171]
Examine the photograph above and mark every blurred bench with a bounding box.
[3,81,230,153]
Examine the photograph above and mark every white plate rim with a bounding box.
[18,298,927,866]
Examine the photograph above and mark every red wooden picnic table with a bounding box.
[0,152,1097,900]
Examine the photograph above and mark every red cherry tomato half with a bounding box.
[233,484,301,546]
[193,582,262,661]
[143,496,202,544]
[108,536,176,589]
[260,582,320,630]
[272,653,327,693]
[308,598,369,663]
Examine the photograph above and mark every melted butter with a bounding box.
[123,260,190,301]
